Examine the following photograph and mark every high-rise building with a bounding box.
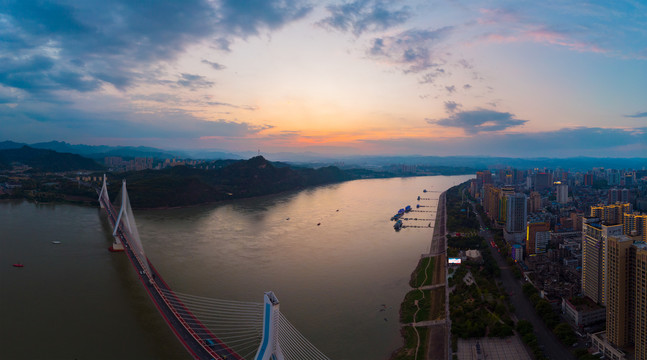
[584,173,594,186]
[526,221,550,255]
[483,184,501,223]
[608,188,630,204]
[606,235,635,347]
[476,171,492,185]
[555,181,569,204]
[624,213,647,241]
[603,236,647,360]
[635,243,647,360]
[528,191,542,213]
[581,219,623,305]
[534,173,553,191]
[590,203,632,226]
[504,193,527,244]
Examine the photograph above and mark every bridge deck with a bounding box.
[101,198,243,360]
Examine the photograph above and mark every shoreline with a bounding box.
[390,190,448,360]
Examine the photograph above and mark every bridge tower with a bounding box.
[99,175,124,251]
[254,291,285,360]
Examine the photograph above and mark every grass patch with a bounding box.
[390,326,429,360]
[410,257,436,288]
[400,288,445,324]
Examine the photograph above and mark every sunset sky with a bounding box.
[1,0,646,157]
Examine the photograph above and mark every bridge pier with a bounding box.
[255,292,285,360]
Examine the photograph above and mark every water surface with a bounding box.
[0,175,471,359]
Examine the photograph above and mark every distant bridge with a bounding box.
[98,175,330,360]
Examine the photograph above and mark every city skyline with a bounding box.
[1,0,646,157]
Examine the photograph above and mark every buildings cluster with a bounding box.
[469,166,647,360]
[104,156,207,172]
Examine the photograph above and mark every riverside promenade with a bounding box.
[425,190,448,360]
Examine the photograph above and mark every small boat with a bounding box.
[51,241,61,244]
[405,205,412,212]
[416,204,420,208]
[398,208,405,215]
[13,263,24,268]
[394,220,403,231]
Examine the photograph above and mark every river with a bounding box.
[0,175,471,360]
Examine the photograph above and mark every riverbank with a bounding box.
[390,190,448,360]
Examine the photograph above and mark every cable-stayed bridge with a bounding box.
[98,175,330,360]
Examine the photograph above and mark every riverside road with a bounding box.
[469,201,575,360]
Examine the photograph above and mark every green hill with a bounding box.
[105,156,359,208]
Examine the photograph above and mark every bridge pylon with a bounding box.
[254,291,285,360]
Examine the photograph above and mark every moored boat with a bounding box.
[394,220,403,231]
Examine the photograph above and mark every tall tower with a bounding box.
[555,182,568,204]
[504,193,527,244]
[635,243,647,360]
[606,236,634,347]
[581,219,623,305]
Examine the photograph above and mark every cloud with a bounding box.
[428,109,527,134]
[0,0,313,95]
[367,27,453,73]
[473,3,647,59]
[318,0,411,36]
[215,0,313,39]
[418,68,447,84]
[444,101,461,113]
[0,101,270,142]
[176,73,214,90]
[625,111,647,118]
[202,60,226,70]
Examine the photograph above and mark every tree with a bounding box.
[554,322,577,346]
[516,320,534,335]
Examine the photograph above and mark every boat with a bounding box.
[51,241,61,244]
[394,220,403,231]
[12,263,24,268]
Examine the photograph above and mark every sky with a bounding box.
[1,0,646,157]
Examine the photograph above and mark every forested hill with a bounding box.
[107,156,367,208]
[0,146,103,172]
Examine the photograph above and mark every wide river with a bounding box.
[0,175,471,360]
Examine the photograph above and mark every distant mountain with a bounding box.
[29,141,181,160]
[0,146,104,171]
[0,140,27,150]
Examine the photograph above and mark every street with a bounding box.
[470,201,575,360]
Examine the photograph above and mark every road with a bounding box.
[469,201,575,360]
